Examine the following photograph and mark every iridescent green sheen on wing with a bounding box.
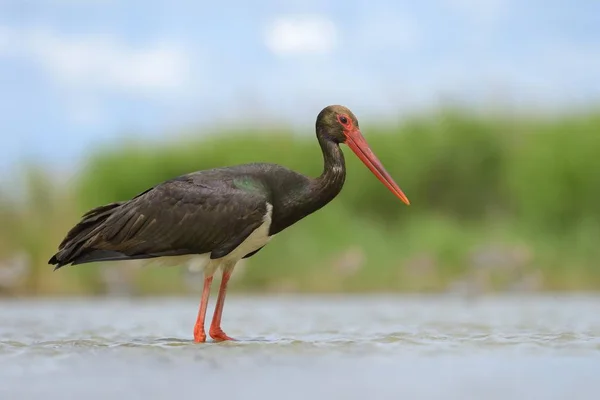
[233,176,267,195]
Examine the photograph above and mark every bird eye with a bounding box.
[339,116,348,125]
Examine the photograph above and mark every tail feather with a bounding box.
[70,250,159,265]
[57,202,124,249]
[49,202,126,269]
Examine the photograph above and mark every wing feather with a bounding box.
[96,180,268,257]
[50,175,269,267]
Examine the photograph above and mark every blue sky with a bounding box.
[1,0,599,178]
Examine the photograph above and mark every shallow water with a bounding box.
[1,294,599,399]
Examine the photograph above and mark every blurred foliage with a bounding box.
[2,108,600,296]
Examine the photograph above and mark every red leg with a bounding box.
[209,268,234,341]
[193,275,213,343]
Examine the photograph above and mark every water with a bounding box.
[1,294,599,399]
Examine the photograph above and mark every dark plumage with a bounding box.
[49,160,344,269]
[48,105,410,342]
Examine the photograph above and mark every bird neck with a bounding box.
[268,133,346,235]
[312,133,346,204]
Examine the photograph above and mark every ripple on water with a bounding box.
[1,295,600,399]
[3,330,598,359]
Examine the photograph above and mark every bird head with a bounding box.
[316,105,410,206]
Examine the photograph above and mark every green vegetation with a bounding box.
[2,108,600,296]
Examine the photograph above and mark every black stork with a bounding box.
[49,105,410,343]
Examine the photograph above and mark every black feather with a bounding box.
[49,167,272,269]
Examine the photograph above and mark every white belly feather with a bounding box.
[219,202,274,262]
[189,202,274,276]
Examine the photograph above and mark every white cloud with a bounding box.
[0,26,191,97]
[264,15,337,56]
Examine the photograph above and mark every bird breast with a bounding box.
[220,202,274,262]
[189,202,274,274]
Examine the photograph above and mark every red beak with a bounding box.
[345,128,410,205]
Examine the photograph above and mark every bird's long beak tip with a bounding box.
[345,128,411,207]
[396,191,411,206]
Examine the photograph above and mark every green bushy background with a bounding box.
[2,108,600,296]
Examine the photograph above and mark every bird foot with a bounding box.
[209,328,234,342]
[193,325,206,343]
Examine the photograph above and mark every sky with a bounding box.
[1,0,599,178]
